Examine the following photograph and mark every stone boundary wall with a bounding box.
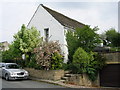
[101,52,120,63]
[65,74,100,87]
[25,68,64,81]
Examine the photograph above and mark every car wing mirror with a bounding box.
[2,67,5,69]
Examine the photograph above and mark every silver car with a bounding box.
[0,63,29,80]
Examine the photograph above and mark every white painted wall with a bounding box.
[28,5,68,63]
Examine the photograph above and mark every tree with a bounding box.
[12,24,42,60]
[105,28,120,47]
[66,30,79,63]
[99,33,107,46]
[2,44,22,62]
[66,25,101,62]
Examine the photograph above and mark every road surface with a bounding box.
[1,78,119,90]
[1,78,64,88]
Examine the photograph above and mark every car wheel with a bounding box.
[5,74,9,81]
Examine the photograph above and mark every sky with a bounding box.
[0,0,119,43]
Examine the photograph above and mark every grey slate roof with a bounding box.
[41,4,85,29]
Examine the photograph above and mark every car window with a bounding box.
[6,64,20,69]
[0,64,2,68]
[2,64,5,67]
[0,63,5,68]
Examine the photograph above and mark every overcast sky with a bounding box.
[0,0,119,43]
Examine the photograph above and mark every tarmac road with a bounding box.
[1,78,64,88]
[1,78,119,90]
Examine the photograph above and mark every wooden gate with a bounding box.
[100,64,120,87]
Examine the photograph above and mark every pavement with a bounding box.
[30,77,120,90]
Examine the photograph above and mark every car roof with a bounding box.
[5,63,17,65]
[0,63,18,66]
[0,62,6,65]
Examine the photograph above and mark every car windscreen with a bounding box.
[6,64,21,69]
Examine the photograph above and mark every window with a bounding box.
[44,28,49,42]
[6,64,21,69]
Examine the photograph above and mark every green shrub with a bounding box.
[66,63,82,74]
[72,47,106,81]
[2,59,15,63]
[93,53,107,70]
[27,60,36,68]
[85,64,98,81]
[110,47,120,51]
[73,47,90,64]
[27,54,37,68]
[15,59,26,67]
[73,47,90,73]
[85,52,106,81]
[34,64,42,70]
[62,63,67,70]
[51,52,63,70]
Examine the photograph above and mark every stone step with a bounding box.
[64,74,72,77]
[64,71,71,74]
[59,80,66,83]
[61,77,69,80]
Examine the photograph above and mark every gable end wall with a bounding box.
[28,5,68,63]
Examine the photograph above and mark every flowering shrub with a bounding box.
[34,41,63,70]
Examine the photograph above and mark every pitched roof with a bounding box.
[41,4,85,29]
[28,4,85,29]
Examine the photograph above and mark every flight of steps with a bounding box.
[60,71,72,83]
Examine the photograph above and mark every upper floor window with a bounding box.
[44,28,49,42]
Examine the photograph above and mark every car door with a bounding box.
[2,64,6,77]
